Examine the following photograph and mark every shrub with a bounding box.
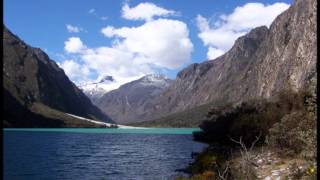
[194,100,269,146]
[276,88,305,112]
[266,86,317,159]
[267,112,305,155]
[187,150,224,174]
[192,86,316,179]
[267,110,316,158]
[194,88,313,147]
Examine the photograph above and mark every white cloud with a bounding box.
[101,18,193,69]
[58,60,90,82]
[122,2,176,21]
[207,47,225,60]
[80,47,153,78]
[71,46,153,88]
[64,37,86,53]
[61,3,192,90]
[196,15,209,32]
[222,3,290,30]
[63,18,192,90]
[101,26,115,37]
[66,24,84,33]
[197,2,290,60]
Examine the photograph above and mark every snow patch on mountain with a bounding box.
[78,75,117,100]
[94,74,174,123]
[138,74,172,87]
[78,74,171,103]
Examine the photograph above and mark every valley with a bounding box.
[3,0,317,179]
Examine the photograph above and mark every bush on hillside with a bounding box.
[194,100,273,146]
[193,89,309,147]
[267,88,316,159]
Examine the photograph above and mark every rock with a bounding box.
[122,0,316,125]
[95,74,173,124]
[264,176,271,180]
[3,26,113,127]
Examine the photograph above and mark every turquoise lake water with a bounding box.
[3,128,201,134]
[4,128,206,180]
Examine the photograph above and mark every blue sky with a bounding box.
[4,0,292,89]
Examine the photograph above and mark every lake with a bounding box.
[3,128,207,180]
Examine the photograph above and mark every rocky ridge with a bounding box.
[135,0,317,124]
[78,75,115,104]
[3,26,113,127]
[95,74,173,124]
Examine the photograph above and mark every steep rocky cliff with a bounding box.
[3,26,113,127]
[135,0,317,124]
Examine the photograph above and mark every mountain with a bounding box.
[95,74,173,124]
[78,75,115,104]
[131,0,317,126]
[3,26,113,127]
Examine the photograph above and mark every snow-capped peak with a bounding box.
[78,75,116,101]
[139,74,172,87]
[142,74,165,81]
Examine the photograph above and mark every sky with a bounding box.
[4,0,292,90]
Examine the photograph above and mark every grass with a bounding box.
[30,102,107,128]
[129,102,216,128]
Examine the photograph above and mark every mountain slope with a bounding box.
[3,26,113,127]
[135,0,317,125]
[78,75,115,104]
[95,74,173,124]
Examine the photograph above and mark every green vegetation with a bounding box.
[193,88,308,145]
[30,103,107,128]
[182,85,317,179]
[267,88,317,160]
[187,150,226,174]
[130,102,216,127]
